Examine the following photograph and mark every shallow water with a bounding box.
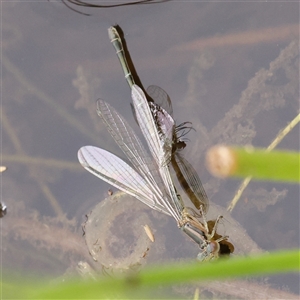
[2,2,299,297]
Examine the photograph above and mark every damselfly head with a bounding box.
[173,122,194,152]
[183,209,234,261]
[197,235,234,261]
[205,219,234,260]
[175,140,187,151]
[197,240,220,261]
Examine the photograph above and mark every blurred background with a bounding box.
[2,1,299,298]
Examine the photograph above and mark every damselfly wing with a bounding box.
[78,99,233,260]
[146,85,210,214]
[108,25,209,215]
[96,99,181,221]
[132,85,234,257]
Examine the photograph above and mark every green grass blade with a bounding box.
[207,146,300,182]
[23,249,298,299]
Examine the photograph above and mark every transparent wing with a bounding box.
[97,99,164,197]
[131,85,163,166]
[149,94,209,215]
[146,85,173,116]
[172,153,209,215]
[96,100,180,220]
[131,84,174,166]
[148,101,174,164]
[78,146,170,216]
[131,84,184,218]
[130,85,173,132]
[130,100,174,162]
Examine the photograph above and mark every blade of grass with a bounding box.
[226,112,300,211]
[206,146,299,183]
[25,249,299,299]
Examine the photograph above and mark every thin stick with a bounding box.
[227,113,300,212]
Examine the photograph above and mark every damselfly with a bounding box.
[108,25,210,214]
[131,84,234,258]
[78,90,233,260]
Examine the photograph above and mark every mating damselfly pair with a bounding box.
[78,26,234,261]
